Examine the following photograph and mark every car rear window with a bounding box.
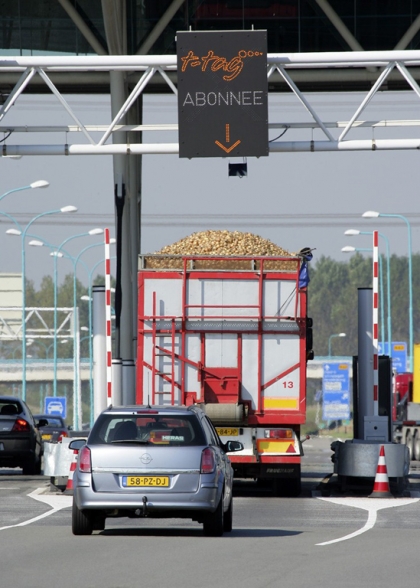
[40,417,64,427]
[89,414,206,446]
[0,402,23,416]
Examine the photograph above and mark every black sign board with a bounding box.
[177,30,268,159]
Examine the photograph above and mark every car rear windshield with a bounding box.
[39,417,64,427]
[0,401,23,416]
[89,413,206,446]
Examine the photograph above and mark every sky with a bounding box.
[1,89,420,288]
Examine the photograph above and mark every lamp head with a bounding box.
[362,211,380,218]
[30,180,49,189]
[89,228,103,236]
[6,228,21,236]
[341,246,356,252]
[60,205,77,213]
[50,251,64,258]
[338,332,346,337]
[110,238,116,244]
[29,240,44,247]
[344,229,360,236]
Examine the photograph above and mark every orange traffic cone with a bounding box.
[64,449,79,495]
[369,445,393,498]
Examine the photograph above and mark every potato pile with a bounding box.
[157,230,291,257]
[143,230,298,270]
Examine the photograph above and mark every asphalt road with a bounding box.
[1,436,420,588]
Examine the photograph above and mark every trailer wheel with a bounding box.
[413,429,420,461]
[406,429,414,462]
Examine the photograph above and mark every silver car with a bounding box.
[70,405,243,536]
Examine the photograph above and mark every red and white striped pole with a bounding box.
[373,230,379,416]
[105,228,113,404]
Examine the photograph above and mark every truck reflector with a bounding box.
[263,398,298,410]
[257,440,297,454]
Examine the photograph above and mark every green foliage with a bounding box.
[308,252,418,357]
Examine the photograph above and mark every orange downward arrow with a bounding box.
[215,123,241,153]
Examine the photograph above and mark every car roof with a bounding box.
[101,404,203,416]
[0,396,24,402]
[34,414,65,419]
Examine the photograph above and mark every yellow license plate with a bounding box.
[124,476,169,487]
[216,427,239,437]
[42,434,52,440]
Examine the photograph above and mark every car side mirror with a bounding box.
[223,440,244,453]
[37,419,48,427]
[69,439,86,451]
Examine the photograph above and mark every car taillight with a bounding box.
[57,431,68,443]
[79,446,92,473]
[11,418,30,432]
[201,448,215,474]
[264,428,294,439]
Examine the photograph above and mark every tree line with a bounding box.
[308,253,420,358]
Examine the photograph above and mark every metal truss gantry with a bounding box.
[1,51,420,155]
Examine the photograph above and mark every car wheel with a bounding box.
[203,494,224,537]
[72,499,93,536]
[223,498,233,532]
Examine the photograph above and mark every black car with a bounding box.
[0,396,43,474]
[34,414,70,443]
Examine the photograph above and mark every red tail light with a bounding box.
[11,418,30,432]
[201,448,215,474]
[57,431,68,443]
[79,445,92,473]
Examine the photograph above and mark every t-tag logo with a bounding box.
[180,49,264,82]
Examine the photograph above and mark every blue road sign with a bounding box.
[44,396,67,419]
[378,341,408,372]
[322,363,351,420]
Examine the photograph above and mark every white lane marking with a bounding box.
[0,487,72,532]
[316,496,419,546]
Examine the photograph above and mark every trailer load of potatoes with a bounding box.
[142,230,298,270]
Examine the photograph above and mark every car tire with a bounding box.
[223,498,233,532]
[72,499,93,536]
[203,494,224,537]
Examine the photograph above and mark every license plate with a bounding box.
[216,427,239,437]
[123,476,169,487]
[42,434,52,440]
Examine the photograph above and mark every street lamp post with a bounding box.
[70,236,104,430]
[341,245,386,350]
[6,205,77,400]
[50,229,103,402]
[83,253,116,427]
[363,210,413,371]
[328,332,346,357]
[0,180,49,204]
[345,229,392,353]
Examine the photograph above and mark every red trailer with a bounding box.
[136,254,312,496]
